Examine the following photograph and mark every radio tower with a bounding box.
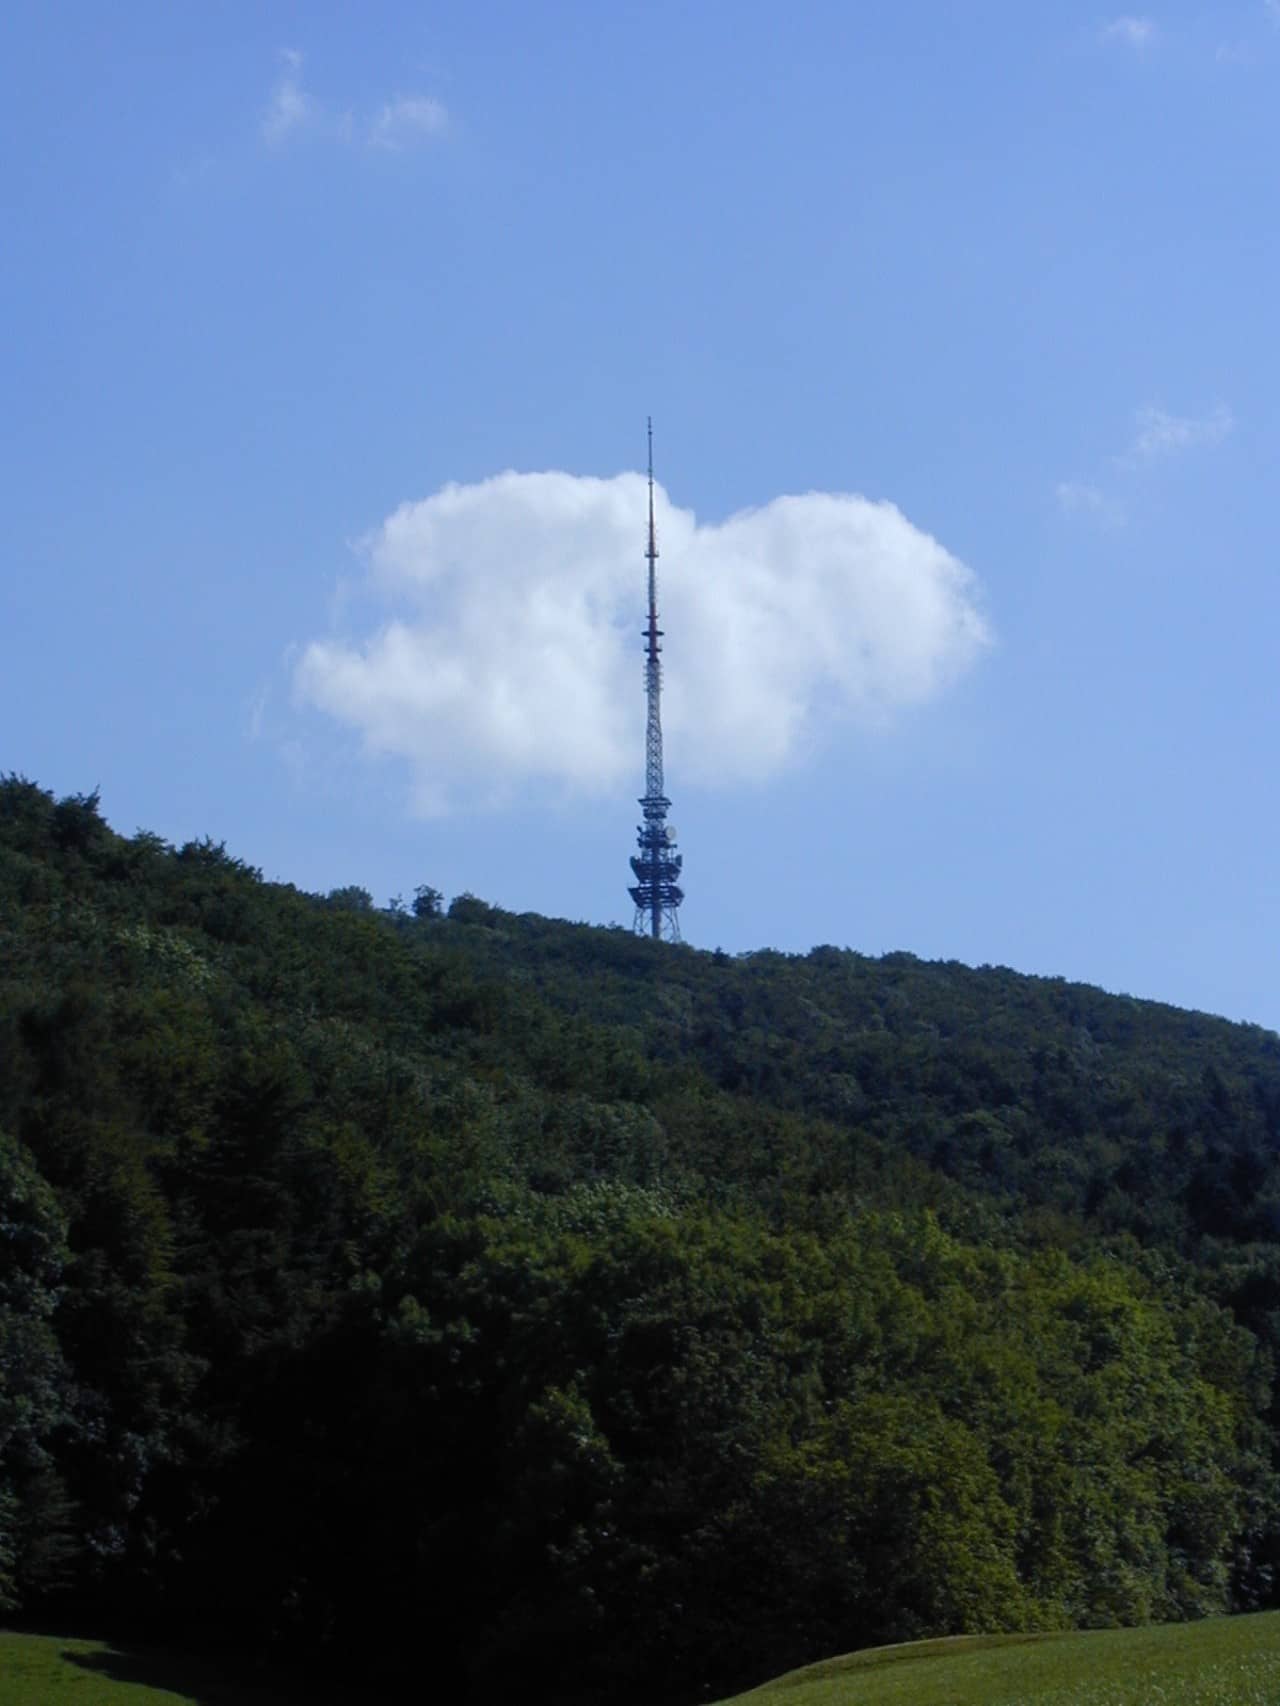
[628,419,684,941]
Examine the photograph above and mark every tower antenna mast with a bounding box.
[628,418,684,941]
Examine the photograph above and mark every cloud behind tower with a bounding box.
[294,471,990,814]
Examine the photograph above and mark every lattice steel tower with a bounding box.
[628,419,684,941]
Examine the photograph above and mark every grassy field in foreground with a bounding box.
[0,1633,300,1706]
[7,1617,1280,1706]
[718,1612,1280,1706]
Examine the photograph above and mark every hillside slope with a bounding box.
[3,778,1280,1703]
[715,1614,1280,1706]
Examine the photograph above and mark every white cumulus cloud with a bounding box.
[1125,402,1234,463]
[369,95,448,149]
[293,472,990,815]
[1056,481,1126,527]
[262,50,316,144]
[1056,401,1233,523]
[1101,16,1158,47]
[260,52,446,151]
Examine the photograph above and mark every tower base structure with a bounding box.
[628,795,683,942]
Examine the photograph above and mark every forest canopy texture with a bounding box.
[4,777,1280,1702]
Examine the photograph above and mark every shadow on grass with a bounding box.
[62,1643,321,1705]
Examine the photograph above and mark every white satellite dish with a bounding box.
[665,825,678,843]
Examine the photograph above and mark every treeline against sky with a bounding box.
[4,777,1280,1701]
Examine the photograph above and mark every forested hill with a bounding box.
[5,776,1280,1705]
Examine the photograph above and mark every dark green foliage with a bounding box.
[2,776,1280,1700]
[0,1128,74,1606]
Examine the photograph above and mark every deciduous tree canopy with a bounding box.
[3,775,1280,1701]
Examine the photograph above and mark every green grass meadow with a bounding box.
[6,1616,1280,1705]
[0,1634,298,1706]
[717,1613,1280,1706]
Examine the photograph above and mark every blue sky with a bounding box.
[5,1,1280,1026]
